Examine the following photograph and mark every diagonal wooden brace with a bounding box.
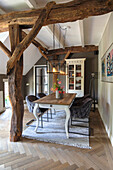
[0,41,11,58]
[7,1,56,75]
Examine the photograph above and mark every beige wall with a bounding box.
[98,13,113,146]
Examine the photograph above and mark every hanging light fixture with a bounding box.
[46,24,68,75]
[52,64,57,73]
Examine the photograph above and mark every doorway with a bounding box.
[4,80,11,108]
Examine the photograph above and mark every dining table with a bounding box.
[34,93,76,138]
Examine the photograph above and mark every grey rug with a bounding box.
[22,110,91,149]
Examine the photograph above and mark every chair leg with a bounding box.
[71,115,72,126]
[50,109,52,119]
[71,117,89,128]
[41,115,43,128]
[34,115,39,132]
[69,117,90,136]
[54,109,56,115]
[47,110,49,122]
[26,119,36,127]
[68,119,70,133]
[33,109,42,131]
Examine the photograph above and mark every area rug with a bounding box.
[22,110,91,149]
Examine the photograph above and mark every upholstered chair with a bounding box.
[69,97,93,136]
[73,94,91,105]
[26,95,48,128]
[37,93,46,99]
[37,93,53,119]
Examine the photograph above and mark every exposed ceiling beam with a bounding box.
[23,29,48,49]
[7,1,55,74]
[0,0,113,33]
[24,0,65,49]
[24,0,49,50]
[46,45,98,56]
[61,51,71,65]
[38,47,49,60]
[79,20,84,47]
[38,47,53,68]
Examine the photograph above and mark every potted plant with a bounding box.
[51,79,65,99]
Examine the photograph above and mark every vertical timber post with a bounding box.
[9,24,24,142]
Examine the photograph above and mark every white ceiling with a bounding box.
[0,0,112,75]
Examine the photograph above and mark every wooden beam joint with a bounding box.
[7,1,56,75]
[0,0,113,32]
[47,45,98,56]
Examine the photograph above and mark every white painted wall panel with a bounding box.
[98,12,113,146]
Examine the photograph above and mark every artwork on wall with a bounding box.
[101,43,113,82]
[102,57,106,78]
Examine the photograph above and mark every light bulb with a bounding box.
[53,67,57,72]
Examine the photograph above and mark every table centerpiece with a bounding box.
[51,79,65,99]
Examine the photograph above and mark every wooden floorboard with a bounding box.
[0,108,113,170]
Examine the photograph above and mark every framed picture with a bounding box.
[101,43,113,82]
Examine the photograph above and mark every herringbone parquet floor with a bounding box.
[0,108,113,170]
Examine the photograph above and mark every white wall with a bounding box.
[23,44,42,75]
[0,35,42,75]
[98,12,113,146]
[0,36,10,74]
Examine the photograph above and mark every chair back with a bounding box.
[26,95,39,113]
[27,95,38,102]
[71,97,93,118]
[37,93,46,99]
[81,98,93,118]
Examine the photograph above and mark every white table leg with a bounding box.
[33,103,39,132]
[64,107,70,139]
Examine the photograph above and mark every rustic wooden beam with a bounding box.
[0,0,113,33]
[47,45,98,56]
[22,31,47,52]
[7,1,56,75]
[61,51,71,65]
[8,24,24,142]
[38,47,49,60]
[38,47,53,69]
[0,41,11,58]
[24,0,62,50]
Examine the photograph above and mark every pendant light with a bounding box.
[46,24,68,75]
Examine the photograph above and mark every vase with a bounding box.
[56,90,63,99]
[56,90,60,99]
[59,92,63,99]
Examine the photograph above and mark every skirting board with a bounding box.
[98,107,113,147]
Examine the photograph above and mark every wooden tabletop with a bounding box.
[34,93,76,106]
